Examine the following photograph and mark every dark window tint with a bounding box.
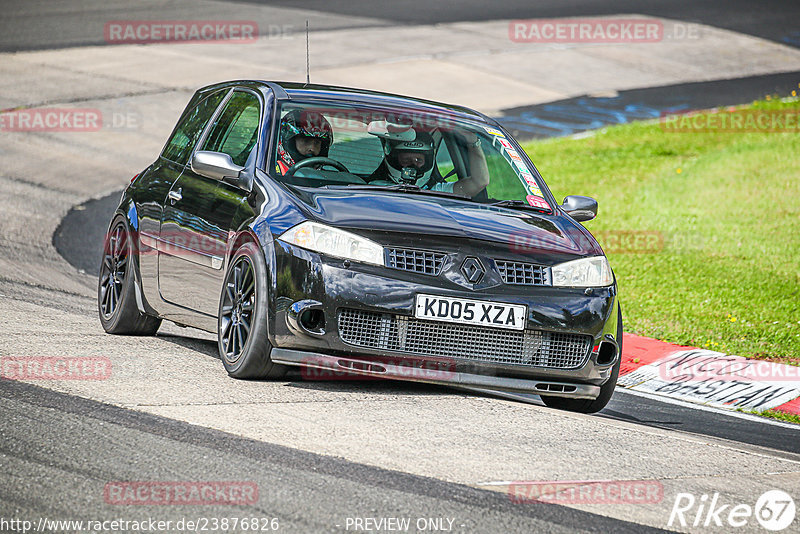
[201,91,261,167]
[162,90,227,166]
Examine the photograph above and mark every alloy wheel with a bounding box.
[99,224,128,318]
[219,256,256,364]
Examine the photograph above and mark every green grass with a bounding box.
[519,98,800,364]
[738,408,800,425]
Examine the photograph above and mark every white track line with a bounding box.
[615,387,800,430]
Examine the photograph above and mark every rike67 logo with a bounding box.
[669,490,796,531]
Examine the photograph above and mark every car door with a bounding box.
[158,89,263,316]
[137,88,229,309]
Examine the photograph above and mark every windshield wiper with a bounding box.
[489,199,552,214]
[325,183,467,200]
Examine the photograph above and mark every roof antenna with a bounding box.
[305,20,310,86]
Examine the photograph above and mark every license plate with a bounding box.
[414,294,527,331]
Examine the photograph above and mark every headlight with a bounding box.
[278,221,384,266]
[552,256,613,287]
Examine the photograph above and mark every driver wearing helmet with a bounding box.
[368,124,489,197]
[276,109,333,175]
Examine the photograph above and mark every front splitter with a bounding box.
[270,348,601,400]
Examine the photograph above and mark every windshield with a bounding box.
[271,101,551,210]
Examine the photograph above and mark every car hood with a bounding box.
[294,190,603,259]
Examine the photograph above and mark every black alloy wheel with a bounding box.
[99,223,127,319]
[218,241,286,379]
[98,217,161,335]
[219,255,256,363]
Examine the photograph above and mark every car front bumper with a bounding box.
[269,241,620,399]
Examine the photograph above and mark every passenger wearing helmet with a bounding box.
[368,123,489,198]
[369,131,438,185]
[276,109,333,175]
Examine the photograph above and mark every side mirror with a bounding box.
[191,150,245,182]
[561,195,598,222]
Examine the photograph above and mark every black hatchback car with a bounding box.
[98,80,622,413]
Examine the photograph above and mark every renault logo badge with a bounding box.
[461,257,485,284]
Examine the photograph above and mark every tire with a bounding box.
[541,306,623,414]
[98,217,162,335]
[218,241,287,379]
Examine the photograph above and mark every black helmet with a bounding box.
[278,109,333,168]
[384,131,435,179]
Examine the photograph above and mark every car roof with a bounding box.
[197,80,494,124]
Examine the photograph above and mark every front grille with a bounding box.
[338,309,591,369]
[386,248,446,276]
[495,260,550,286]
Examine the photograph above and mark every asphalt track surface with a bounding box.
[2,0,799,51]
[54,191,800,456]
[498,71,800,139]
[253,0,800,46]
[1,378,671,533]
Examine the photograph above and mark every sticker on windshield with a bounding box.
[507,150,523,163]
[483,126,505,136]
[526,195,550,210]
[499,138,514,150]
[515,160,531,174]
[523,176,541,194]
[523,179,542,196]
[489,133,545,208]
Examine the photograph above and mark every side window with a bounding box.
[436,138,457,182]
[201,91,261,167]
[484,139,525,200]
[162,90,226,166]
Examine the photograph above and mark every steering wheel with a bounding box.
[285,156,349,177]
